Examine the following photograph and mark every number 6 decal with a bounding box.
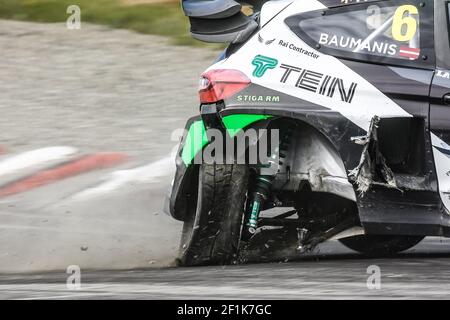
[392,5,419,42]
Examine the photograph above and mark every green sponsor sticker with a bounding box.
[251,55,278,78]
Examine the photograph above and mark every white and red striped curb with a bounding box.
[71,155,175,200]
[0,146,128,198]
[0,145,177,199]
[0,146,78,178]
[0,145,178,200]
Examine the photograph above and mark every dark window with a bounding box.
[286,0,434,68]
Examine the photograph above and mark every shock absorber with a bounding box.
[242,126,293,241]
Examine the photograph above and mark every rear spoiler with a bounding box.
[182,0,266,43]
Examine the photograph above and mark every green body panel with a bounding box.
[181,120,209,166]
[222,114,272,137]
[181,114,272,166]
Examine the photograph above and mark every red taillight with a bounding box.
[199,69,251,104]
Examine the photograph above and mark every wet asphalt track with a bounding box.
[2,238,450,299]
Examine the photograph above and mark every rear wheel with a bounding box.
[339,235,424,255]
[178,164,249,266]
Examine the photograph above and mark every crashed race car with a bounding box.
[164,0,450,266]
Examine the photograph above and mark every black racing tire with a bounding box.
[339,235,425,255]
[178,164,249,266]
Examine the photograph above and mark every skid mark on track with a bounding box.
[0,147,78,179]
[0,153,128,197]
[71,155,174,200]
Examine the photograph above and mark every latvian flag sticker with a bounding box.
[399,46,421,60]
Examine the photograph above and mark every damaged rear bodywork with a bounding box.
[349,116,398,195]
